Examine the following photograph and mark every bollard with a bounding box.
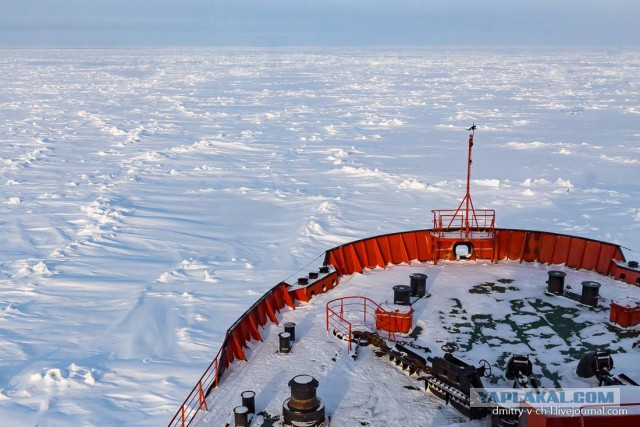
[284,322,296,342]
[580,281,601,307]
[393,285,411,305]
[234,406,249,427]
[282,375,326,426]
[409,273,428,297]
[547,271,566,295]
[279,332,292,353]
[241,391,255,414]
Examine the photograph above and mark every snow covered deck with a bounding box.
[199,261,640,426]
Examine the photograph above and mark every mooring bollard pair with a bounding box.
[279,321,296,353]
[233,390,256,427]
[392,273,428,306]
[547,270,601,307]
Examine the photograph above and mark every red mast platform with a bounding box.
[430,125,497,263]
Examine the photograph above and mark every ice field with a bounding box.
[0,48,639,425]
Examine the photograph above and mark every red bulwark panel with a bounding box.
[538,233,557,264]
[334,247,349,275]
[247,311,262,341]
[364,238,385,268]
[596,245,617,275]
[401,232,419,261]
[263,294,278,324]
[255,302,267,325]
[353,240,370,269]
[471,239,496,260]
[293,288,309,303]
[243,316,256,341]
[344,245,363,274]
[491,233,500,262]
[229,328,247,361]
[552,235,572,265]
[326,249,344,276]
[433,238,454,262]
[272,290,283,311]
[581,241,602,271]
[612,246,625,263]
[340,247,351,274]
[507,230,526,260]
[225,339,236,365]
[522,232,542,262]
[376,235,393,266]
[495,229,509,260]
[280,284,295,309]
[415,230,433,261]
[566,238,587,268]
[239,317,251,343]
[388,234,409,265]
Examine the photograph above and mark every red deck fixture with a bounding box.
[374,303,414,335]
[431,125,496,239]
[610,298,640,328]
[325,296,413,351]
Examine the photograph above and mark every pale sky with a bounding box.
[1,0,638,47]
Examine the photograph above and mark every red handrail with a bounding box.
[326,296,379,351]
[431,208,495,238]
[325,296,410,351]
[168,345,223,427]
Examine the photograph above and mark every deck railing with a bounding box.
[326,296,379,352]
[167,344,223,427]
[167,281,293,427]
[431,208,495,238]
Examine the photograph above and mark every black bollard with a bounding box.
[234,406,249,427]
[580,281,601,307]
[547,271,566,294]
[279,332,292,353]
[393,285,411,305]
[284,322,296,342]
[409,273,428,297]
[241,390,255,414]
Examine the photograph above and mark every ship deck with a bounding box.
[199,261,640,426]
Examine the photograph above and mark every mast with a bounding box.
[431,124,495,240]
[464,123,476,236]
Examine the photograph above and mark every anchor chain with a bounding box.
[394,338,432,353]
[353,330,431,353]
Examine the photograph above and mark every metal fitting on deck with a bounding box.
[279,332,292,353]
[282,375,326,426]
[547,270,566,295]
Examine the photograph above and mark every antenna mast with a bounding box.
[463,123,476,235]
[431,125,494,239]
